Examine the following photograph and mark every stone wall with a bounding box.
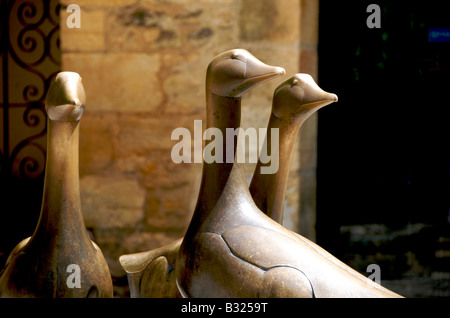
[60,0,319,295]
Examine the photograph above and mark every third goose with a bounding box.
[249,73,337,223]
[0,72,113,297]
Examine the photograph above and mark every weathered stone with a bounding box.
[79,113,114,176]
[103,0,240,54]
[60,9,105,52]
[163,71,204,114]
[300,48,318,78]
[139,150,201,189]
[145,184,198,232]
[80,174,145,229]
[106,6,182,52]
[300,0,319,47]
[239,0,300,43]
[113,114,198,174]
[62,53,162,113]
[60,0,137,8]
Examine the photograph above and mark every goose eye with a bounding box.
[231,53,239,59]
[291,79,298,87]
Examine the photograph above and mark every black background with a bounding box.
[317,1,449,262]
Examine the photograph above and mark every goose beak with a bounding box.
[245,60,286,84]
[330,93,338,103]
[303,92,338,109]
[299,74,338,109]
[233,59,285,97]
[45,72,86,121]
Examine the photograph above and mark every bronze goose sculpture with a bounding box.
[0,72,113,298]
[175,58,403,297]
[119,49,285,297]
[249,73,337,223]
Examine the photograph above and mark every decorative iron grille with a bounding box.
[1,0,60,181]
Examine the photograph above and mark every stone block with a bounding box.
[80,174,145,229]
[162,71,204,114]
[101,0,240,54]
[300,0,319,47]
[79,113,114,176]
[300,48,318,78]
[62,53,162,113]
[239,0,300,43]
[60,9,105,52]
[145,184,199,232]
[113,114,198,174]
[60,0,137,8]
[105,5,181,52]
[138,150,202,190]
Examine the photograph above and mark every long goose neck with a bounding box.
[31,119,87,242]
[198,92,242,210]
[185,92,250,233]
[250,112,304,223]
[250,98,324,223]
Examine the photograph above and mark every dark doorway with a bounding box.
[317,1,450,296]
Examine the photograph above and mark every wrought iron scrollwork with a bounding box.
[1,0,60,181]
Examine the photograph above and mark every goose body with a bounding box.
[175,51,402,298]
[0,72,113,298]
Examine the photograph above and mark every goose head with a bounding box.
[206,49,286,98]
[272,73,338,121]
[45,72,86,122]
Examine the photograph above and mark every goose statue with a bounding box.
[0,72,113,298]
[175,52,403,298]
[249,73,337,223]
[119,49,285,297]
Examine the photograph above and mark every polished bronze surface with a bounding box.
[249,74,337,223]
[0,72,113,298]
[175,53,403,297]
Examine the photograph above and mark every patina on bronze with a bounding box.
[119,49,285,298]
[249,74,337,223]
[0,72,113,298]
[175,53,403,297]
